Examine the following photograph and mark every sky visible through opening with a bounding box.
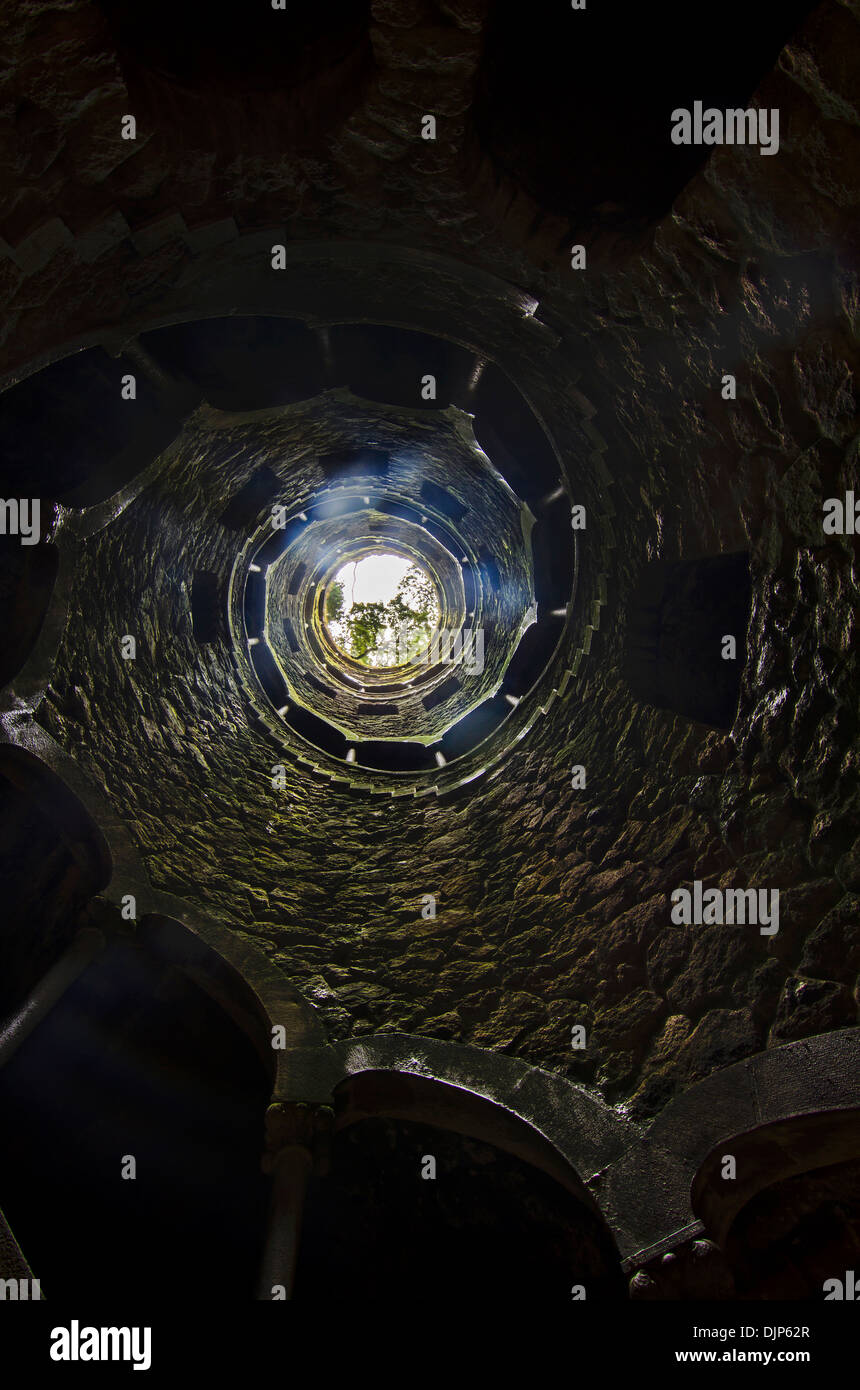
[324,552,440,668]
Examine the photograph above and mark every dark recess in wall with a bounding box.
[623,552,752,727]
[472,0,818,238]
[94,0,375,156]
[218,466,282,532]
[0,349,187,506]
[296,1116,626,1300]
[140,318,328,412]
[0,535,58,687]
[0,936,272,1299]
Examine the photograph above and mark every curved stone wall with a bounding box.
[0,0,857,1302]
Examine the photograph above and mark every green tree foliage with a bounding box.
[333,565,439,667]
[325,579,345,623]
[397,566,436,617]
[343,600,388,662]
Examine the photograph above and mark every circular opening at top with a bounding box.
[324,553,441,669]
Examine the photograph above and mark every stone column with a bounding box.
[256,1101,333,1301]
[0,926,105,1070]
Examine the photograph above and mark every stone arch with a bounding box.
[0,529,59,698]
[0,742,111,872]
[329,1032,636,1195]
[139,910,328,1099]
[600,1028,860,1271]
[0,743,111,1018]
[0,727,326,1096]
[0,344,194,508]
[679,1106,860,1299]
[133,914,282,1087]
[691,1107,860,1249]
[300,1036,632,1298]
[0,914,275,1299]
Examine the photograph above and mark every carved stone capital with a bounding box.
[629,1238,735,1300]
[262,1101,334,1176]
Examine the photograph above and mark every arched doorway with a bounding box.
[292,1069,626,1299]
